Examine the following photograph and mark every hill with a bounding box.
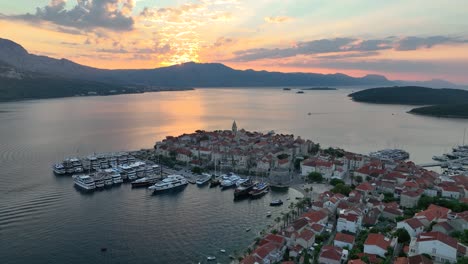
[348,86,468,105]
[409,104,468,118]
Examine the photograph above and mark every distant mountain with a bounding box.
[0,61,133,101]
[349,86,468,105]
[0,38,395,88]
[0,38,463,102]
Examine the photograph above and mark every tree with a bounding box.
[330,178,345,186]
[191,166,202,174]
[355,175,363,184]
[283,247,290,261]
[308,172,323,183]
[395,228,411,244]
[331,183,352,196]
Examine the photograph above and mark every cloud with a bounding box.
[395,36,467,50]
[229,36,467,62]
[4,0,135,31]
[264,16,291,23]
[212,36,236,47]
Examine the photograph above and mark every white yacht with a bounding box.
[73,175,96,191]
[148,174,188,192]
[221,174,240,189]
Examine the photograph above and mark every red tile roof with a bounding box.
[298,229,315,241]
[404,218,424,229]
[365,233,391,250]
[408,255,433,264]
[356,182,375,192]
[348,260,367,264]
[335,232,355,244]
[253,242,279,259]
[320,245,343,261]
[303,210,328,223]
[263,234,285,245]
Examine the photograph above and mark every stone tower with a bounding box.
[232,120,237,133]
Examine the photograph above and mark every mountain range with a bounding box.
[0,38,462,101]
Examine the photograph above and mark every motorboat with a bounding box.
[270,199,283,206]
[73,175,96,191]
[235,177,250,186]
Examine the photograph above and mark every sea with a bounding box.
[1,87,467,264]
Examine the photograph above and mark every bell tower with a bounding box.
[232,120,237,133]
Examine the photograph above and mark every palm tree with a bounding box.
[289,202,295,218]
[274,217,281,230]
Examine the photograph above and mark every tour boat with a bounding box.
[73,175,96,191]
[148,174,188,192]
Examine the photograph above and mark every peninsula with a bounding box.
[409,104,468,118]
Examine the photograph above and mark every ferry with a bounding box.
[148,174,188,192]
[196,173,211,186]
[73,175,96,191]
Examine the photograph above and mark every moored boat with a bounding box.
[73,174,96,191]
[209,177,221,188]
[53,163,66,175]
[196,173,211,186]
[249,182,269,198]
[131,176,158,188]
[234,181,255,199]
[148,174,188,192]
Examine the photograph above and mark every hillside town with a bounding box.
[153,122,468,264]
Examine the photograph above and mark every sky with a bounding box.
[1,0,468,83]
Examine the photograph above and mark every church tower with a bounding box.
[232,120,237,133]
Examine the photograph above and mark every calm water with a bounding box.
[1,88,468,264]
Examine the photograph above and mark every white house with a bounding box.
[441,186,461,199]
[397,218,425,237]
[409,231,463,264]
[334,232,355,250]
[337,213,361,234]
[364,233,392,257]
[296,229,315,249]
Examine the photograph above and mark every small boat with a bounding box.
[187,178,196,184]
[207,256,216,261]
[270,199,283,206]
[283,87,291,91]
[220,249,226,253]
[296,90,304,94]
[245,228,251,232]
[210,178,220,188]
[308,112,311,115]
[266,211,272,217]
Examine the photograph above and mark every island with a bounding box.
[301,87,337,91]
[348,86,468,105]
[409,104,468,118]
[348,86,468,118]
